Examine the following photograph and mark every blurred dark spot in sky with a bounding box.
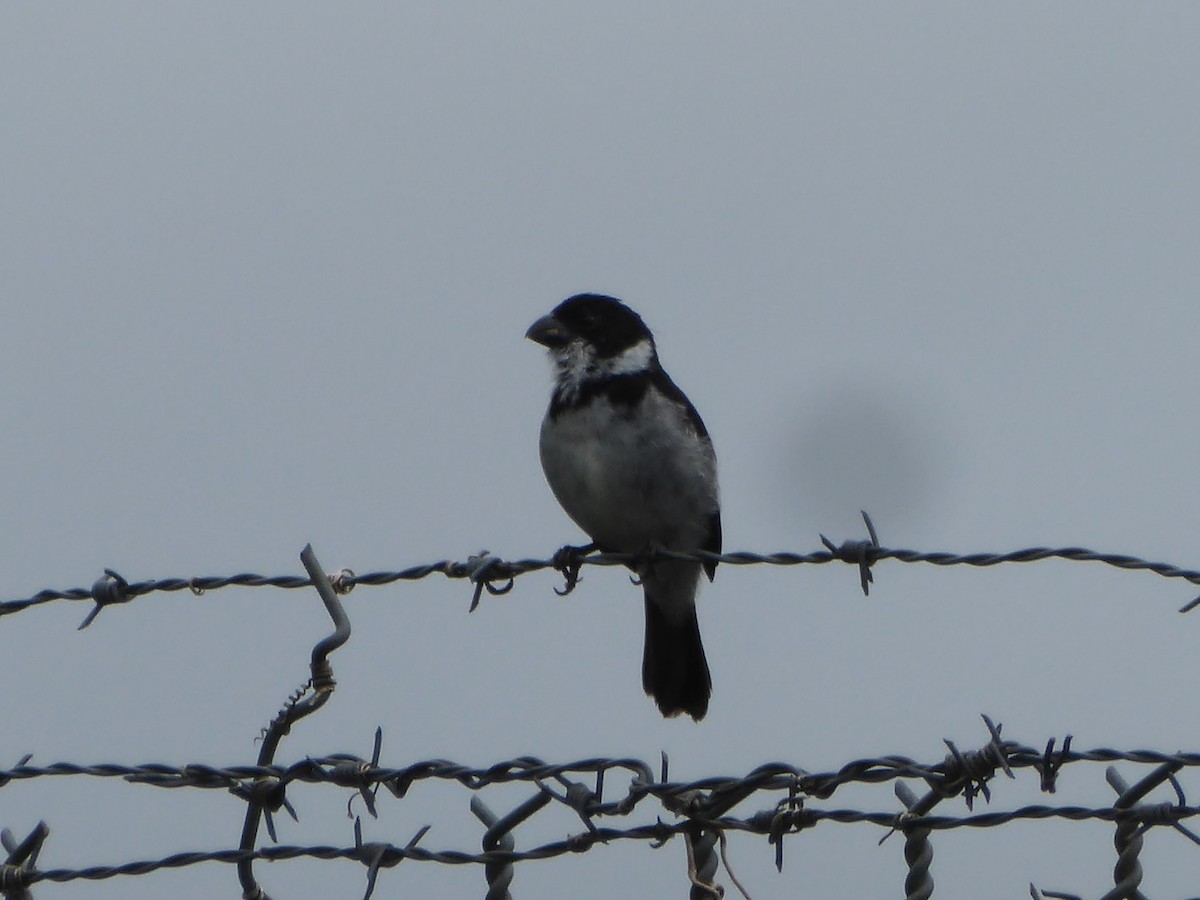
[777,381,956,531]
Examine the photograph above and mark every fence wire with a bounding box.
[3,517,1200,898]
[5,513,1200,629]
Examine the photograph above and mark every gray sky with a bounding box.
[4,3,1200,897]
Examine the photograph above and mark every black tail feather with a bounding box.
[641,596,711,720]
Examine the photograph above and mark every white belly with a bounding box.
[539,393,717,552]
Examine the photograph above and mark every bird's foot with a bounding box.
[628,541,668,586]
[552,542,598,596]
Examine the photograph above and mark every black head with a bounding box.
[526,293,653,359]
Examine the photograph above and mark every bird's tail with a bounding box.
[641,582,711,721]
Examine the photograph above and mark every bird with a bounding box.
[526,293,721,720]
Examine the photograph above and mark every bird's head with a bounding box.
[526,294,658,398]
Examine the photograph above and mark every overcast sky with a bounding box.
[4,3,1200,898]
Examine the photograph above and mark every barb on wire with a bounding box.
[6,519,1200,895]
[78,569,131,629]
[12,743,1200,811]
[1,821,48,900]
[8,513,1200,621]
[5,722,1200,895]
[939,714,1015,811]
[327,727,385,820]
[1038,735,1073,794]
[821,509,880,595]
[355,817,430,900]
[465,552,514,612]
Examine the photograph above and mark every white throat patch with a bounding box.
[551,337,655,403]
[600,338,655,377]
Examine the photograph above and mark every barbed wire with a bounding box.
[5,721,1200,898]
[5,513,1200,630]
[5,529,1200,898]
[9,741,1200,805]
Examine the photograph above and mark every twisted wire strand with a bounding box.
[6,533,1200,895]
[5,540,1200,621]
[4,721,1200,893]
[6,746,1200,797]
[15,801,1200,887]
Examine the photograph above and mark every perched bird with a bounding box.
[526,294,721,720]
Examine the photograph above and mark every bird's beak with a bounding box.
[525,313,571,348]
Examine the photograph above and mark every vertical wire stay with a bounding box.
[470,791,553,900]
[893,782,936,900]
[237,544,352,900]
[1099,762,1183,900]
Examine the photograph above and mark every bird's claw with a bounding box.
[629,542,668,585]
[553,543,597,596]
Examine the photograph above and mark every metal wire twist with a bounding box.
[6,728,1200,896]
[5,528,1200,896]
[8,512,1200,628]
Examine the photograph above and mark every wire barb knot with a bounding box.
[0,820,48,900]
[819,510,880,595]
[79,568,133,629]
[354,818,430,900]
[761,788,811,873]
[232,777,291,816]
[1038,735,1073,794]
[329,569,356,595]
[0,864,31,896]
[327,735,383,820]
[464,551,515,612]
[939,715,1014,811]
